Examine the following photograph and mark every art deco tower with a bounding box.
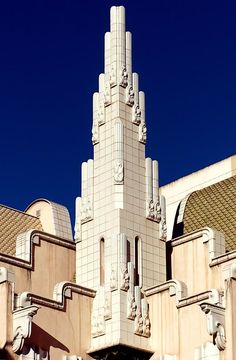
[75,6,166,358]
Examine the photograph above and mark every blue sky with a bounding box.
[0,0,236,225]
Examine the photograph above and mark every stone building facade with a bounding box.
[0,6,235,360]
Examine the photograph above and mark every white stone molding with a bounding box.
[160,195,167,241]
[81,160,94,223]
[16,283,95,315]
[113,120,124,184]
[145,158,161,223]
[138,91,147,143]
[200,303,226,351]
[171,227,225,263]
[0,267,15,284]
[145,279,187,305]
[126,31,132,78]
[110,6,126,86]
[110,234,118,291]
[153,161,161,223]
[92,93,100,145]
[132,73,141,125]
[127,262,136,319]
[104,31,110,74]
[12,305,39,353]
[74,197,81,242]
[118,234,129,291]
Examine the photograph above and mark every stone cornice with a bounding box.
[145,281,222,309]
[0,230,75,269]
[16,282,95,311]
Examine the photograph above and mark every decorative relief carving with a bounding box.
[81,196,92,223]
[113,160,124,184]
[113,120,124,184]
[145,158,162,224]
[98,95,105,125]
[146,199,155,220]
[132,104,141,125]
[104,74,111,107]
[120,65,128,88]
[126,85,135,106]
[110,266,118,291]
[74,197,81,242]
[160,196,167,241]
[139,121,147,144]
[120,264,129,291]
[92,122,99,145]
[200,303,226,351]
[13,306,39,353]
[127,291,137,320]
[134,311,143,335]
[104,291,112,320]
[110,64,116,87]
[142,299,151,337]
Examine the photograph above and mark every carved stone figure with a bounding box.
[120,265,129,291]
[132,105,141,125]
[134,312,143,335]
[113,160,124,184]
[146,200,155,220]
[126,86,135,106]
[160,218,167,241]
[120,65,128,87]
[127,292,137,320]
[139,122,147,143]
[155,201,162,223]
[143,313,151,337]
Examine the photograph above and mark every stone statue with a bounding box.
[120,65,128,87]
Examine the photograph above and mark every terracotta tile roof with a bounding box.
[183,176,236,251]
[0,205,43,256]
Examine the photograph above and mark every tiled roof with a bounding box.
[0,205,43,256]
[183,176,236,251]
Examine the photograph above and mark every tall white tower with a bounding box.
[75,6,166,359]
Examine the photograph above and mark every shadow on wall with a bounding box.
[26,323,69,354]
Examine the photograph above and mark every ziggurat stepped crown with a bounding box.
[0,5,236,360]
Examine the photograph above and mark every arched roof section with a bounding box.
[26,199,73,241]
[181,176,236,251]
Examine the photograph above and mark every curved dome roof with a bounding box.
[177,175,236,251]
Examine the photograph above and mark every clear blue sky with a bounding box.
[0,0,235,225]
